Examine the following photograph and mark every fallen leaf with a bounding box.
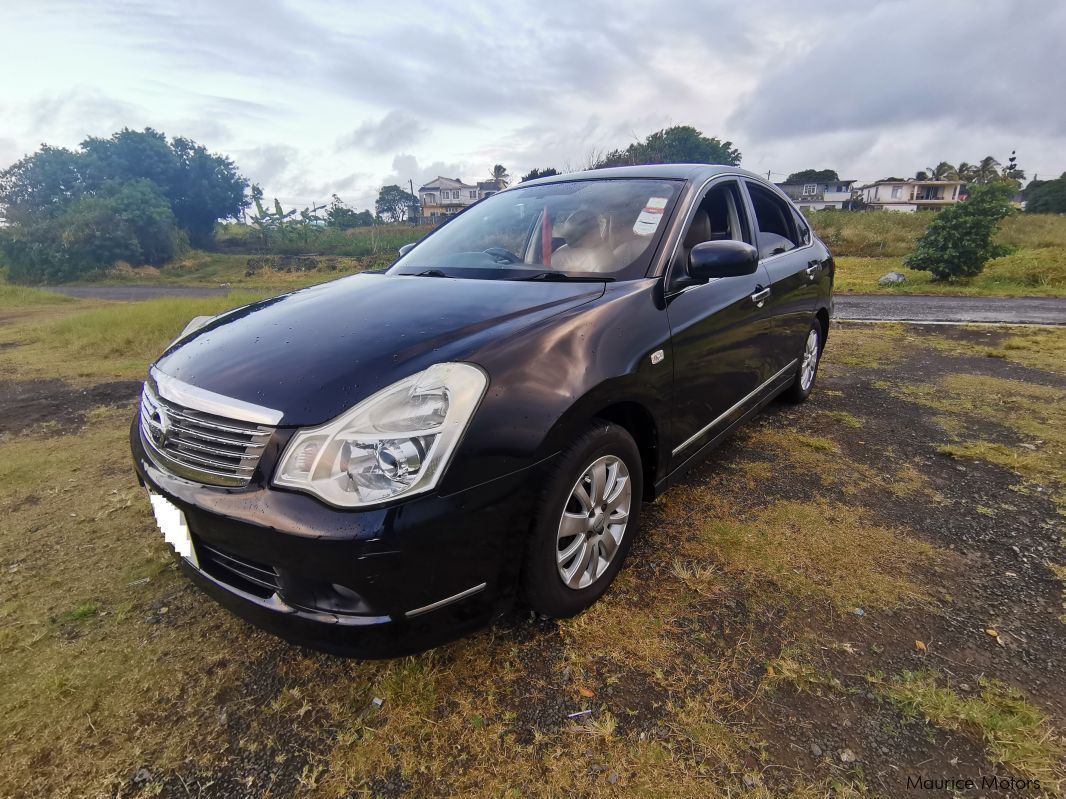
[578,686,595,698]
[985,628,999,637]
[915,640,927,651]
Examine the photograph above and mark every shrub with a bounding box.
[1024,175,1066,214]
[1,180,185,283]
[903,184,1014,281]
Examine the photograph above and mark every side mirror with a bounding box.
[688,240,759,280]
[398,242,417,257]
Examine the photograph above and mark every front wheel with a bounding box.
[782,319,824,403]
[519,420,642,618]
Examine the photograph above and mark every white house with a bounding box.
[418,177,481,222]
[858,179,964,212]
[776,179,857,210]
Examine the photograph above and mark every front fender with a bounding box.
[438,280,672,495]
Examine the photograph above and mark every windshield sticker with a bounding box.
[633,197,668,236]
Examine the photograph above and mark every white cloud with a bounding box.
[338,112,428,154]
[1,0,1063,206]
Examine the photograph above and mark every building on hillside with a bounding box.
[418,177,481,222]
[776,179,857,211]
[418,175,510,222]
[857,178,964,212]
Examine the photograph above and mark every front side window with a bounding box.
[391,179,682,280]
[673,179,751,277]
[745,182,799,259]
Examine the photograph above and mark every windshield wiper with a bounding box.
[515,272,614,282]
[414,269,450,278]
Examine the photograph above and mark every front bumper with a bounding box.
[131,421,544,658]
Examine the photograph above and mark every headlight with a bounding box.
[273,363,488,508]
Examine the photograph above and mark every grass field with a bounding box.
[811,211,1066,296]
[834,248,1066,296]
[3,213,1065,298]
[1,293,1064,797]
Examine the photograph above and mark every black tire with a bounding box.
[782,318,825,404]
[519,420,643,618]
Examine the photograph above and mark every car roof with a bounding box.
[514,163,766,187]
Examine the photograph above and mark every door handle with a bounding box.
[750,287,771,307]
[805,260,822,280]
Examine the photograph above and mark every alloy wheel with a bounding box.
[799,328,820,391]
[556,455,632,590]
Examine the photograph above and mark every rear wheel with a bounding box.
[520,420,642,617]
[783,319,823,403]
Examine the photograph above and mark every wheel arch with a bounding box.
[816,306,830,345]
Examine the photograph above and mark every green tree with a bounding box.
[1,128,248,247]
[375,184,418,223]
[903,183,1014,281]
[520,167,559,182]
[595,125,741,168]
[326,194,374,228]
[0,145,84,223]
[1024,173,1066,214]
[168,136,248,245]
[785,169,838,184]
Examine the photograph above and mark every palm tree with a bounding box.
[489,164,510,189]
[973,156,1002,185]
[924,161,959,181]
[955,162,977,183]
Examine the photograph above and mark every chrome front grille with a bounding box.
[139,372,279,488]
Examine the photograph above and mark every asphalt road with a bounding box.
[44,285,1066,325]
[833,294,1066,325]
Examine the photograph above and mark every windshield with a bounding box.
[389,178,682,281]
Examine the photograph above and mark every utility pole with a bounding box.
[766,170,772,180]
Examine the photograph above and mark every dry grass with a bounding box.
[880,671,1065,790]
[702,500,935,610]
[991,326,1066,373]
[0,292,265,383]
[899,373,1066,510]
[821,322,909,368]
[99,250,389,290]
[0,283,77,309]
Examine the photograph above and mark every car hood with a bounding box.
[155,273,605,426]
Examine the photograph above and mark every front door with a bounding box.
[665,178,775,464]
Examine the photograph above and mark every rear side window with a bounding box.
[793,209,811,245]
[745,182,800,259]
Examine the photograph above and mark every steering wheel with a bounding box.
[483,247,521,264]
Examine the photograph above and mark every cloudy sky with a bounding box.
[3,0,1064,211]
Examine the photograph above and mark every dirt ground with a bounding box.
[0,321,1063,799]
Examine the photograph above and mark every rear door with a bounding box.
[665,178,776,463]
[743,181,822,370]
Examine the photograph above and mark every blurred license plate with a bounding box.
[147,491,198,567]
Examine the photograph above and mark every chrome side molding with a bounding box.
[672,359,798,456]
[405,582,487,618]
